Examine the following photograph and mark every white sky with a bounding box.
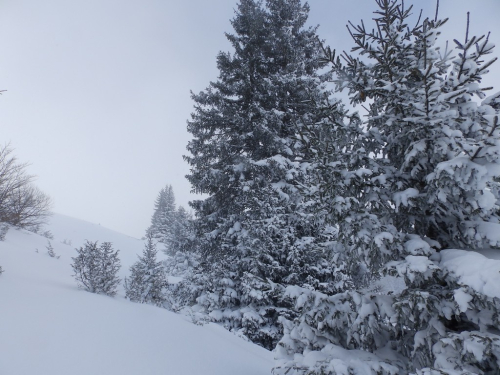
[1,0,499,238]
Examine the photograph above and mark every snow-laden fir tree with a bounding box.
[71,241,121,297]
[147,185,176,245]
[274,1,500,374]
[165,206,193,256]
[162,206,201,311]
[125,232,167,306]
[181,0,338,349]
[163,206,198,277]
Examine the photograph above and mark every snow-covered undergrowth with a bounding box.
[273,247,500,375]
[0,214,273,375]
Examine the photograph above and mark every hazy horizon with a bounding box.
[1,0,499,237]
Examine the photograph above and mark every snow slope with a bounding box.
[0,214,273,375]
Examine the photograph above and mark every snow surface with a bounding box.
[3,213,500,375]
[0,214,273,375]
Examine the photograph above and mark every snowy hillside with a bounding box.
[0,213,273,375]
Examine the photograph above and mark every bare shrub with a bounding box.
[0,144,52,230]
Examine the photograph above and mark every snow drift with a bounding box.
[0,213,273,375]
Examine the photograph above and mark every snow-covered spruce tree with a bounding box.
[125,233,167,306]
[165,206,193,256]
[98,242,121,295]
[147,185,198,277]
[274,1,500,374]
[147,185,176,245]
[293,89,385,290]
[71,241,121,297]
[181,0,338,349]
[163,206,199,277]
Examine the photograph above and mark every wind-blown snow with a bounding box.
[0,214,273,375]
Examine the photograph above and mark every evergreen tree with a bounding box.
[125,233,167,306]
[163,206,198,277]
[99,242,121,295]
[147,185,176,244]
[275,1,500,374]
[165,206,193,256]
[329,2,500,251]
[182,0,336,349]
[71,241,121,297]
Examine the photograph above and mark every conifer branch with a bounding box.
[434,0,440,22]
[471,116,499,162]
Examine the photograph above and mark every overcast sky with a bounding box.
[1,0,499,238]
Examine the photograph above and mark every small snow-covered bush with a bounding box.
[46,240,59,259]
[71,240,121,296]
[61,238,72,246]
[41,230,54,240]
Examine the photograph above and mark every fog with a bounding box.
[1,0,498,237]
